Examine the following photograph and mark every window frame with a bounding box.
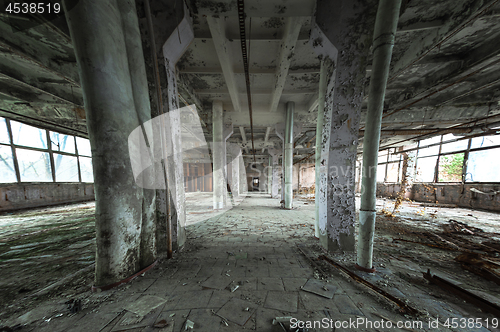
[0,117,93,184]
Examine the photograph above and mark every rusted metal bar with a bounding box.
[423,269,500,317]
[318,255,420,316]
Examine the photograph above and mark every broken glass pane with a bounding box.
[415,156,437,182]
[76,137,91,156]
[16,148,52,182]
[54,153,79,182]
[50,132,75,154]
[10,121,47,149]
[438,153,464,182]
[79,156,93,182]
[470,135,500,150]
[466,148,500,182]
[0,118,10,144]
[0,145,16,183]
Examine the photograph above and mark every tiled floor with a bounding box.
[2,193,500,331]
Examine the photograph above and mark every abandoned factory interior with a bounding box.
[1,0,500,331]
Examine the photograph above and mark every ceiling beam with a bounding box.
[388,0,500,81]
[383,37,500,117]
[0,39,79,87]
[269,17,303,113]
[239,126,248,153]
[397,20,445,33]
[262,126,272,153]
[180,67,320,75]
[206,16,241,112]
[196,89,316,95]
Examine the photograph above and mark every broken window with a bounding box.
[54,153,79,182]
[76,137,91,156]
[438,153,464,182]
[10,121,48,149]
[79,157,93,182]
[415,156,437,182]
[50,132,75,154]
[0,145,16,183]
[466,147,500,182]
[0,117,9,144]
[16,148,52,182]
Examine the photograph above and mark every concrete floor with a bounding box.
[1,193,500,331]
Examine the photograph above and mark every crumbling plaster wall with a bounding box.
[0,183,95,212]
[376,183,500,212]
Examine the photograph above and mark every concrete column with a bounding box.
[358,0,402,270]
[268,156,272,195]
[284,102,295,209]
[238,153,247,194]
[163,62,186,249]
[269,147,282,198]
[229,145,241,197]
[314,58,334,241]
[222,124,233,205]
[312,0,375,253]
[65,0,154,286]
[212,101,224,209]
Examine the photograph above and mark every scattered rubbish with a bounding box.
[423,269,500,317]
[169,313,176,317]
[301,278,336,299]
[120,311,144,325]
[230,284,239,292]
[318,255,419,315]
[182,283,188,286]
[65,299,81,313]
[122,295,166,317]
[221,319,228,326]
[442,219,483,234]
[184,319,194,330]
[272,317,293,325]
[243,307,249,311]
[456,253,500,286]
[227,252,234,256]
[154,319,170,328]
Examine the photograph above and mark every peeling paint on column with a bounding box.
[164,59,187,248]
[313,0,376,251]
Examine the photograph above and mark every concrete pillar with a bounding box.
[314,58,334,241]
[312,0,376,253]
[238,153,247,194]
[65,0,155,286]
[358,0,402,270]
[284,102,295,209]
[229,145,241,197]
[212,101,224,209]
[268,156,272,195]
[269,147,282,198]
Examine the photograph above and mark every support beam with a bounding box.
[262,126,272,153]
[207,16,241,112]
[314,58,334,242]
[358,0,402,271]
[312,0,374,253]
[389,0,500,81]
[239,126,249,153]
[212,101,225,209]
[269,17,303,113]
[284,102,294,209]
[65,0,155,287]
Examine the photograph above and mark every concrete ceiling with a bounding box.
[1,0,500,164]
